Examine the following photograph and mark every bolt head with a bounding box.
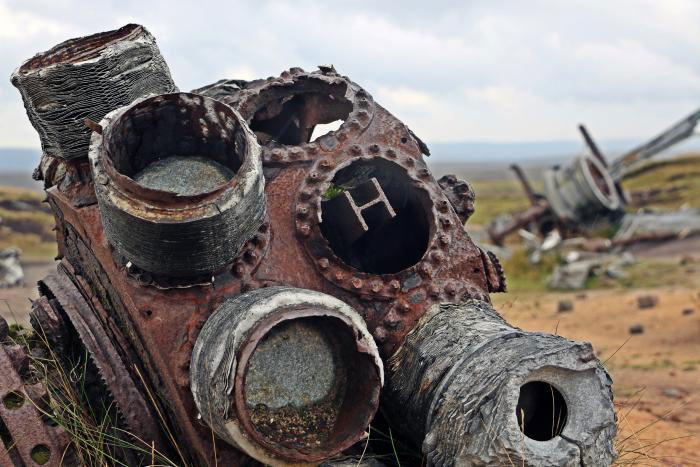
[298,223,311,237]
[243,250,257,264]
[289,147,303,159]
[374,326,387,342]
[232,263,245,277]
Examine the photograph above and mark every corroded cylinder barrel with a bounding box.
[190,287,383,466]
[88,92,266,278]
[386,300,617,466]
[11,24,176,160]
[544,155,621,222]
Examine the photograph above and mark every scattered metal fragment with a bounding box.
[546,251,634,290]
[545,155,622,221]
[614,209,700,243]
[488,110,700,246]
[0,248,23,288]
[0,317,73,466]
[610,107,700,179]
[661,387,683,399]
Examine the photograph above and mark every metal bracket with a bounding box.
[324,177,396,246]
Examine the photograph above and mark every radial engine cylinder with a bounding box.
[11,24,177,161]
[386,300,617,466]
[88,92,267,279]
[190,286,383,466]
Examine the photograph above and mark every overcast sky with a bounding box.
[2,0,699,151]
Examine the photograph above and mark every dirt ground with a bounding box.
[0,260,56,325]
[494,266,700,465]
[1,258,698,464]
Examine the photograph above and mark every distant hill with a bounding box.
[1,135,698,186]
[0,148,40,172]
[0,148,41,191]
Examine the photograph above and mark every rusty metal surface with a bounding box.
[437,174,475,224]
[38,266,165,450]
[37,66,498,464]
[89,92,267,278]
[0,319,72,466]
[233,307,380,464]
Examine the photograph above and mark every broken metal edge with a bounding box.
[190,286,383,465]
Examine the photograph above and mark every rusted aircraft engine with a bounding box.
[8,24,617,466]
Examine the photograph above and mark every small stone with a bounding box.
[682,308,694,316]
[557,300,574,313]
[629,324,644,335]
[662,387,682,399]
[575,293,587,300]
[0,317,8,341]
[637,295,658,309]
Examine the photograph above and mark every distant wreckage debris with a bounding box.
[487,114,700,248]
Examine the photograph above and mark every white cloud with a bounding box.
[0,2,70,39]
[1,0,699,153]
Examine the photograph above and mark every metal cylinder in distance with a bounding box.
[11,24,177,161]
[190,287,383,466]
[544,155,621,222]
[89,92,266,278]
[385,300,617,466]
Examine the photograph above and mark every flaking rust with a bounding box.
[8,23,618,467]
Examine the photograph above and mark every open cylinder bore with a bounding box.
[190,287,383,465]
[89,92,266,278]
